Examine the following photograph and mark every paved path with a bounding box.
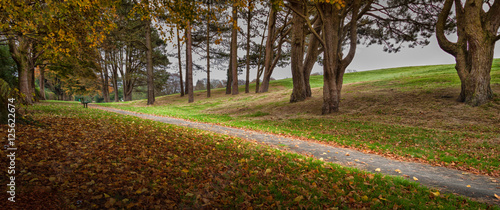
[90,104,499,205]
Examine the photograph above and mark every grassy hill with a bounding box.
[102,60,500,177]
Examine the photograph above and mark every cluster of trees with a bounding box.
[1,0,498,114]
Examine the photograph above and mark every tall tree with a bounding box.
[245,0,254,93]
[176,28,185,97]
[231,1,239,95]
[206,1,212,97]
[436,0,500,106]
[1,0,116,104]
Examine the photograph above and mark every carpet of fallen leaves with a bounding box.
[0,103,495,209]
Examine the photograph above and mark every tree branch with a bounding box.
[436,0,457,56]
[285,2,326,47]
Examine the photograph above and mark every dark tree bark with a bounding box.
[185,30,189,95]
[289,0,307,102]
[259,6,277,93]
[436,0,499,106]
[206,2,211,97]
[186,21,194,103]
[145,18,155,105]
[111,51,119,102]
[39,67,46,100]
[103,50,110,103]
[226,41,233,95]
[231,2,239,95]
[245,0,253,93]
[176,28,185,97]
[120,45,135,101]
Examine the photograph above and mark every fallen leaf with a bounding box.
[345,153,350,156]
[495,194,500,200]
[49,177,56,182]
[413,177,418,181]
[395,169,401,173]
[186,192,194,197]
[294,195,303,202]
[466,185,471,188]
[361,195,368,201]
[375,168,381,172]
[182,169,189,173]
[265,168,272,174]
[431,191,440,196]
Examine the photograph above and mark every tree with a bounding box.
[0,0,117,104]
[259,2,291,93]
[230,1,240,95]
[436,0,500,106]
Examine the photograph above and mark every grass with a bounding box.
[1,102,496,209]
[101,60,500,177]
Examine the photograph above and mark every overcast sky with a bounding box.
[184,36,500,82]
[165,29,500,82]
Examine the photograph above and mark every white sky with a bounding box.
[183,36,500,82]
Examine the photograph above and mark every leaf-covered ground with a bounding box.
[0,103,497,209]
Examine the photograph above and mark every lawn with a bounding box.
[101,60,500,177]
[0,102,496,209]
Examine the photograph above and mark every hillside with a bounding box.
[102,60,500,177]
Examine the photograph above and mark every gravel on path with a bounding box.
[90,104,500,205]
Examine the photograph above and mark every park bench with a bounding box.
[81,100,91,108]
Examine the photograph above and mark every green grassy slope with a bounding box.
[101,60,500,177]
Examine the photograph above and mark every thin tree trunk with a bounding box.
[245,0,252,93]
[226,43,232,94]
[207,2,211,97]
[145,17,155,105]
[186,21,194,103]
[231,2,239,95]
[39,67,46,100]
[259,7,276,93]
[177,28,185,97]
[103,51,110,103]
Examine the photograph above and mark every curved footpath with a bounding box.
[90,104,499,205]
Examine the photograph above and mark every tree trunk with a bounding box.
[186,21,194,103]
[226,43,232,94]
[103,51,110,103]
[112,62,119,102]
[231,2,239,95]
[289,0,307,103]
[303,20,322,97]
[145,19,155,105]
[177,28,185,97]
[259,7,277,93]
[8,37,32,104]
[320,4,342,114]
[207,2,211,98]
[436,0,498,106]
[245,0,252,93]
[185,30,189,95]
[39,67,46,100]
